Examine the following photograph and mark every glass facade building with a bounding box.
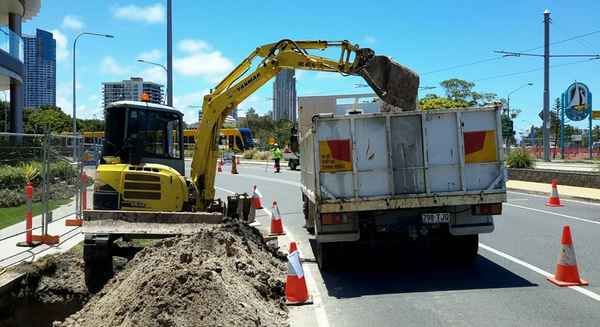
[23,28,56,108]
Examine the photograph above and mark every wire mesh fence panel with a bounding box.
[0,132,83,234]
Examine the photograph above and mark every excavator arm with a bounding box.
[190,39,419,209]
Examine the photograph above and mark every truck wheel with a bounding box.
[83,234,114,293]
[303,197,315,234]
[316,241,335,271]
[452,234,479,264]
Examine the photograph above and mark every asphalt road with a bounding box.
[208,162,600,327]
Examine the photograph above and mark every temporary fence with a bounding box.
[0,131,86,266]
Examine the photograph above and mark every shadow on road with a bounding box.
[309,240,537,299]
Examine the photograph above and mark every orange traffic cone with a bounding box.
[285,242,311,305]
[546,179,563,207]
[289,241,298,254]
[547,225,588,287]
[252,185,263,209]
[269,201,285,236]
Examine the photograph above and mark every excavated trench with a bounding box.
[0,220,288,327]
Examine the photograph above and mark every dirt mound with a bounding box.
[56,221,289,327]
[12,252,89,304]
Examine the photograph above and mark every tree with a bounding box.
[419,96,469,109]
[24,106,71,134]
[439,79,476,102]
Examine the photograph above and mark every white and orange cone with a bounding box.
[270,201,285,236]
[547,225,588,287]
[251,185,263,209]
[546,179,563,207]
[285,241,311,305]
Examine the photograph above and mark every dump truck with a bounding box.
[83,39,420,289]
[298,104,507,269]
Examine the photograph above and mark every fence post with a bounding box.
[81,172,88,211]
[16,182,40,247]
[31,131,59,245]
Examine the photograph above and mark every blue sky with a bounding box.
[24,0,600,134]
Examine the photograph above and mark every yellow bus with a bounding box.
[85,128,254,152]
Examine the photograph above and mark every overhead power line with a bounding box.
[422,28,600,76]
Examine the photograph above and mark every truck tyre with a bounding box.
[83,234,114,293]
[316,241,335,271]
[452,234,479,264]
[303,198,315,234]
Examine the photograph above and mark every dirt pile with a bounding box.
[56,221,289,327]
[14,252,89,304]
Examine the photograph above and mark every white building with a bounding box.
[102,77,163,108]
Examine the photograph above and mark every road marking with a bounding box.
[505,203,600,225]
[222,172,302,187]
[217,185,330,327]
[479,243,600,302]
[508,191,600,207]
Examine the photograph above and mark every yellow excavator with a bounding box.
[83,39,419,290]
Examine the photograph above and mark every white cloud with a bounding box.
[100,56,129,75]
[178,39,210,53]
[173,90,210,123]
[62,15,84,30]
[113,3,164,24]
[137,49,162,62]
[51,29,69,61]
[363,35,377,45]
[174,39,233,81]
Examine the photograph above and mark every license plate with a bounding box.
[421,213,450,224]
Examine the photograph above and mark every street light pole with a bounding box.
[167,0,173,107]
[505,82,533,152]
[72,32,114,160]
[137,59,168,104]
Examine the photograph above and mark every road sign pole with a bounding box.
[589,92,593,160]
[561,92,565,159]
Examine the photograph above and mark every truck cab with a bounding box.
[102,101,185,174]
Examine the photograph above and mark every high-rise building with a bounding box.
[272,69,296,121]
[102,77,163,108]
[1,0,42,133]
[23,28,56,108]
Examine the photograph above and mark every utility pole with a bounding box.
[543,9,551,161]
[167,0,173,107]
[495,10,600,162]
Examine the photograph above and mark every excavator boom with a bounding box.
[190,39,420,209]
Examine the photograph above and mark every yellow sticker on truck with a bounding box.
[319,139,353,172]
[464,130,497,163]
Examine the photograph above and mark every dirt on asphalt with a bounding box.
[55,220,289,327]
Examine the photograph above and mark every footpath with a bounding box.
[507,179,600,202]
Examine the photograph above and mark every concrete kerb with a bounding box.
[507,187,600,204]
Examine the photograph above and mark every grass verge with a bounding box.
[0,199,71,230]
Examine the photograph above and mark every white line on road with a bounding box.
[216,185,330,327]
[479,243,600,302]
[505,203,600,226]
[223,172,302,188]
[508,191,600,207]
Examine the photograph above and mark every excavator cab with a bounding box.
[102,101,185,175]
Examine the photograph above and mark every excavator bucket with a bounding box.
[357,55,420,111]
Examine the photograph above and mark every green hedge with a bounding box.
[506,148,533,169]
[0,161,77,190]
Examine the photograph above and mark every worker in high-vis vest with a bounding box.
[271,143,283,173]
